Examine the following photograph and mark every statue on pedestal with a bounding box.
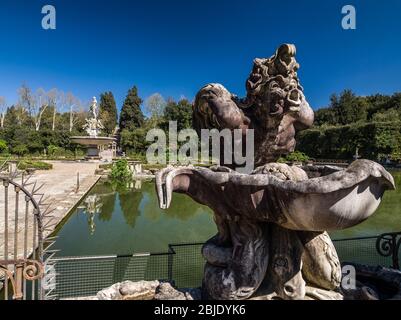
[155,44,395,300]
[84,97,104,138]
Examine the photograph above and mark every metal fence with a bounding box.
[48,243,204,299]
[0,167,53,300]
[334,232,401,268]
[47,232,401,300]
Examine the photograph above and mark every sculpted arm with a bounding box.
[155,166,230,211]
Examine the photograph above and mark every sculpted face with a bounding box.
[193,44,314,169]
[244,44,314,165]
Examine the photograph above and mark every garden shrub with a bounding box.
[110,159,132,181]
[18,160,53,170]
[12,144,28,157]
[0,139,8,154]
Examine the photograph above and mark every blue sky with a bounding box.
[0,0,400,112]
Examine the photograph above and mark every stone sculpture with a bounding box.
[71,96,115,160]
[155,44,395,300]
[84,97,104,138]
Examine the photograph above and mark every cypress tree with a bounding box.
[99,91,118,135]
[119,86,144,130]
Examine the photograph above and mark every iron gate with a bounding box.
[0,163,55,300]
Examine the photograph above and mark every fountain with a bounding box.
[71,97,116,161]
[155,44,398,300]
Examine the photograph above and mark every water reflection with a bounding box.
[80,195,102,235]
[119,188,142,228]
[54,171,401,256]
[53,179,216,255]
[98,193,116,222]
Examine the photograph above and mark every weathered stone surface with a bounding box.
[300,231,341,291]
[92,264,401,300]
[251,285,344,300]
[97,280,159,300]
[154,44,395,300]
[153,282,201,300]
[154,282,186,300]
[156,160,394,300]
[97,283,122,300]
[304,287,344,300]
[120,280,159,300]
[193,44,314,167]
[96,280,201,301]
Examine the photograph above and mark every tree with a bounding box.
[120,128,149,155]
[13,144,28,157]
[73,108,88,134]
[314,107,337,126]
[4,106,19,127]
[119,86,144,131]
[47,88,64,131]
[0,96,6,128]
[64,92,81,132]
[145,93,166,119]
[99,91,118,135]
[332,90,367,125]
[17,84,34,127]
[34,88,48,131]
[163,98,193,131]
[366,94,392,120]
[372,108,400,122]
[17,85,51,130]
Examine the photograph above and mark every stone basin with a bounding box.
[71,136,116,160]
[156,160,395,232]
[70,136,116,146]
[155,160,396,299]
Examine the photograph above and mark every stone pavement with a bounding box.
[0,161,101,260]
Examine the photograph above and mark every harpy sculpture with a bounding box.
[155,44,395,300]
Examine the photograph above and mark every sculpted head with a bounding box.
[192,44,314,166]
[244,44,314,163]
[246,44,311,119]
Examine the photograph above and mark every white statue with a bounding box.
[90,97,98,120]
[83,96,104,137]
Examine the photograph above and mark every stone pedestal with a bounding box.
[85,145,100,160]
[70,136,116,161]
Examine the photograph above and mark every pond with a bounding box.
[53,170,401,256]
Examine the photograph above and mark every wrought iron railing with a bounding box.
[0,175,44,300]
[375,232,401,269]
[45,232,401,300]
[0,166,56,300]
[333,232,401,269]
